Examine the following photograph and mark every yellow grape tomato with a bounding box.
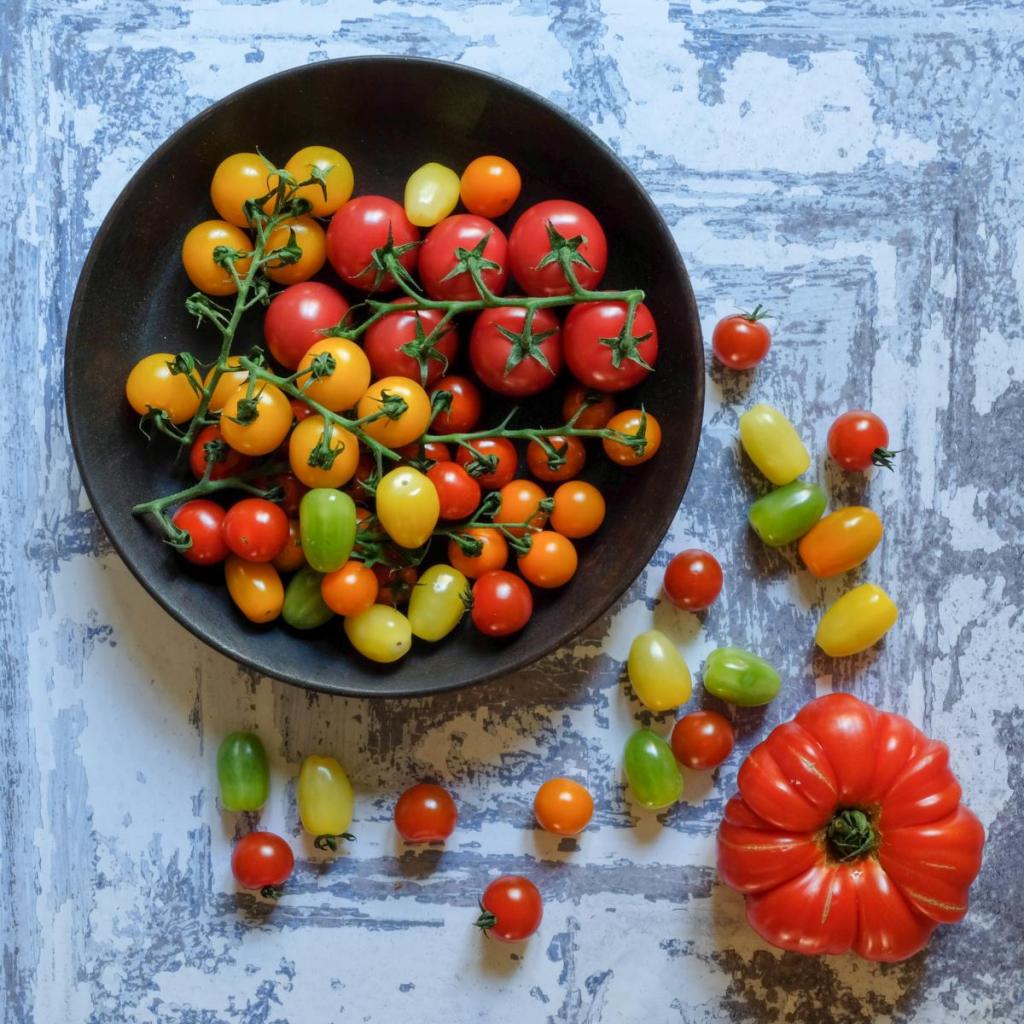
[404,163,461,227]
[627,630,693,712]
[739,403,810,485]
[815,583,898,657]
[297,755,354,839]
[408,564,470,642]
[344,604,413,663]
[376,467,440,549]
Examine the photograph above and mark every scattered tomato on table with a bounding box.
[534,778,594,837]
[231,831,294,895]
[711,306,772,369]
[394,783,458,842]
[476,876,543,942]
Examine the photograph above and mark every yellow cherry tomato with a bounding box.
[219,382,292,456]
[815,583,898,657]
[297,338,371,412]
[376,467,440,549]
[181,220,252,296]
[738,403,810,485]
[125,353,202,424]
[297,755,354,841]
[210,152,274,227]
[408,564,470,641]
[357,376,431,449]
[460,156,522,219]
[627,629,693,712]
[404,162,461,227]
[799,507,883,578]
[265,216,327,285]
[204,356,249,412]
[284,145,354,217]
[225,555,284,623]
[288,415,360,489]
[344,604,413,663]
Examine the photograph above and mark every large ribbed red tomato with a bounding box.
[717,693,984,963]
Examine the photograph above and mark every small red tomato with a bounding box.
[508,200,607,296]
[427,461,482,520]
[325,195,420,292]
[397,440,452,467]
[828,410,898,471]
[363,300,459,387]
[222,498,289,562]
[231,831,295,891]
[374,564,418,607]
[476,875,543,942]
[189,425,253,481]
[430,375,483,434]
[419,214,509,301]
[663,549,723,612]
[264,471,307,517]
[526,435,585,483]
[289,398,314,423]
[172,499,229,566]
[469,306,563,398]
[394,783,458,843]
[456,437,518,490]
[563,301,658,392]
[561,383,615,429]
[670,711,735,770]
[263,281,350,370]
[345,453,378,505]
[471,571,533,637]
[711,307,772,370]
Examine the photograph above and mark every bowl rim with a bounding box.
[65,55,704,698]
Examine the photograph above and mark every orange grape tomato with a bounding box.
[798,507,884,578]
[321,559,379,617]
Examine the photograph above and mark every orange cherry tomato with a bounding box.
[459,156,521,219]
[265,216,327,285]
[526,435,586,483]
[283,145,354,217]
[210,152,274,227]
[181,220,252,296]
[297,338,371,412]
[495,479,548,537]
[204,356,249,412]
[603,409,662,466]
[798,507,884,578]
[447,527,508,579]
[288,415,360,488]
[272,518,306,572]
[517,531,578,588]
[357,376,432,449]
[549,481,605,539]
[562,383,615,429]
[534,778,594,836]
[125,353,202,424]
[219,382,292,456]
[320,559,379,616]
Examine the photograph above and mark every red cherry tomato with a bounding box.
[344,453,377,505]
[189,425,253,481]
[427,461,482,520]
[564,301,658,392]
[429,375,483,434]
[471,571,533,637]
[828,410,898,471]
[394,783,458,843]
[508,200,607,296]
[712,309,772,370]
[670,711,735,770]
[418,214,509,301]
[260,471,307,517]
[222,498,289,562]
[469,306,563,398]
[373,564,418,607]
[231,831,295,891]
[396,440,452,467]
[326,195,420,292]
[363,299,458,387]
[456,437,518,490]
[663,549,723,612]
[561,383,615,429]
[289,398,314,423]
[476,875,543,942]
[264,282,350,370]
[172,499,229,566]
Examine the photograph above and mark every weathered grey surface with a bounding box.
[3,1,1023,1021]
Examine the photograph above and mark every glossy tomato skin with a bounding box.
[815,583,898,657]
[217,732,269,812]
[671,711,734,770]
[404,162,461,228]
[627,630,692,712]
[284,145,354,216]
[427,461,481,521]
[282,566,334,630]
[799,507,883,579]
[172,500,229,566]
[297,755,353,839]
[125,353,202,424]
[717,693,985,962]
[210,152,271,227]
[344,604,412,663]
[394,783,458,842]
[320,559,378,617]
[326,196,420,292]
[748,482,827,547]
[289,416,360,490]
[219,382,293,457]
[494,479,548,538]
[373,564,419,608]
[297,338,371,412]
[264,282,350,370]
[477,876,543,942]
[299,488,357,574]
[739,404,810,486]
[224,556,284,623]
[534,778,593,836]
[517,531,577,589]
[190,425,253,481]
[712,313,771,369]
[469,306,563,398]
[363,301,458,387]
[357,376,432,450]
[222,498,289,562]
[564,301,658,392]
[624,729,683,810]
[430,375,482,434]
[471,571,533,637]
[272,518,306,573]
[182,221,251,295]
[549,481,605,538]
[408,564,470,641]
[460,156,521,218]
[231,831,294,891]
[703,647,781,707]
[828,410,896,471]
[456,437,518,490]
[663,549,723,611]
[508,200,607,296]
[265,216,327,285]
[419,214,509,301]
[375,467,440,549]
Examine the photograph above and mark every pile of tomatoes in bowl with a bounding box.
[124,147,666,664]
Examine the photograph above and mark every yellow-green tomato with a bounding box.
[404,162,461,227]
[297,755,354,843]
[408,564,470,642]
[815,583,898,657]
[376,467,440,549]
[344,604,413,663]
[627,630,693,712]
[739,403,810,485]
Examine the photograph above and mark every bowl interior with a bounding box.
[66,57,703,696]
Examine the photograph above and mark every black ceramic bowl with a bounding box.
[66,57,703,697]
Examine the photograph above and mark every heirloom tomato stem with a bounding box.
[825,807,878,862]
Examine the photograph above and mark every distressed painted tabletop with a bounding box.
[4,1,1023,1022]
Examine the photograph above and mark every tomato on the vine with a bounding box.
[476,876,543,942]
[448,527,509,579]
[288,415,360,489]
[495,479,548,537]
[671,711,735,770]
[561,383,615,429]
[125,353,202,424]
[326,196,420,292]
[564,301,658,392]
[283,145,354,217]
[210,152,272,228]
[321,559,378,617]
[264,282,350,370]
[204,356,249,413]
[289,398,314,423]
[469,306,563,397]
[456,437,518,490]
[264,216,327,285]
[363,300,458,386]
[357,376,432,449]
[534,778,593,837]
[222,498,289,563]
[394,783,458,843]
[182,220,252,296]
[518,531,577,588]
[603,409,662,466]
[828,410,898,471]
[419,215,509,302]
[430,375,482,434]
[663,549,723,612]
[526,435,585,482]
[549,481,605,538]
[508,200,607,296]
[172,500,229,566]
[460,156,521,219]
[219,382,293,456]
[373,564,419,607]
[427,461,482,521]
[297,337,371,412]
[712,308,772,369]
[262,471,306,517]
[231,831,294,892]
[471,571,533,637]
[190,425,253,481]
[397,440,451,467]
